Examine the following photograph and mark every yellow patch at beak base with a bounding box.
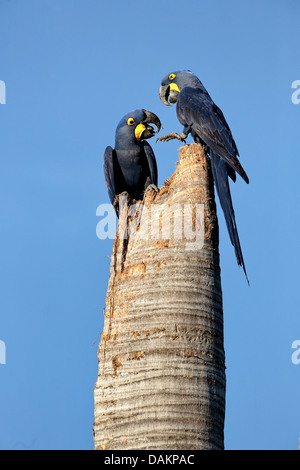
[135,123,146,141]
[170,83,180,93]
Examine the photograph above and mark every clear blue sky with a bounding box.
[0,0,299,450]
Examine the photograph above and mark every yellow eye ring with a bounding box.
[169,73,176,80]
[127,117,135,126]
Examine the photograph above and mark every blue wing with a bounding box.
[177,87,249,184]
[103,146,118,215]
[142,141,158,186]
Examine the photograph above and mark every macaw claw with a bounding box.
[156,132,186,144]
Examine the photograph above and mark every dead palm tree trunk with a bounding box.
[94,143,226,450]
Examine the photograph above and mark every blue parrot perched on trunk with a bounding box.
[104,109,161,217]
[158,70,249,284]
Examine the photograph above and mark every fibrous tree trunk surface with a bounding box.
[94,143,226,450]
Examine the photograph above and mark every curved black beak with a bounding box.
[135,110,161,141]
[159,84,171,106]
[142,109,161,133]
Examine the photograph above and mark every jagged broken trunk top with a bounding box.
[94,143,226,450]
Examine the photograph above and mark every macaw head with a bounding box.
[159,70,202,106]
[115,109,161,148]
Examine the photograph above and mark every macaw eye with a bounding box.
[169,73,176,80]
[127,118,135,126]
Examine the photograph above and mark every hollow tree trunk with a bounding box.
[94,143,226,450]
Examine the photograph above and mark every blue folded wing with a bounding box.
[177,87,249,184]
[103,146,118,215]
[142,141,158,186]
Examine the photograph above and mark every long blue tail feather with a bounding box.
[210,151,249,285]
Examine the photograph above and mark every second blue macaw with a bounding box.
[158,70,249,284]
[104,109,161,217]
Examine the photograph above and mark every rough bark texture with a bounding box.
[94,143,226,450]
